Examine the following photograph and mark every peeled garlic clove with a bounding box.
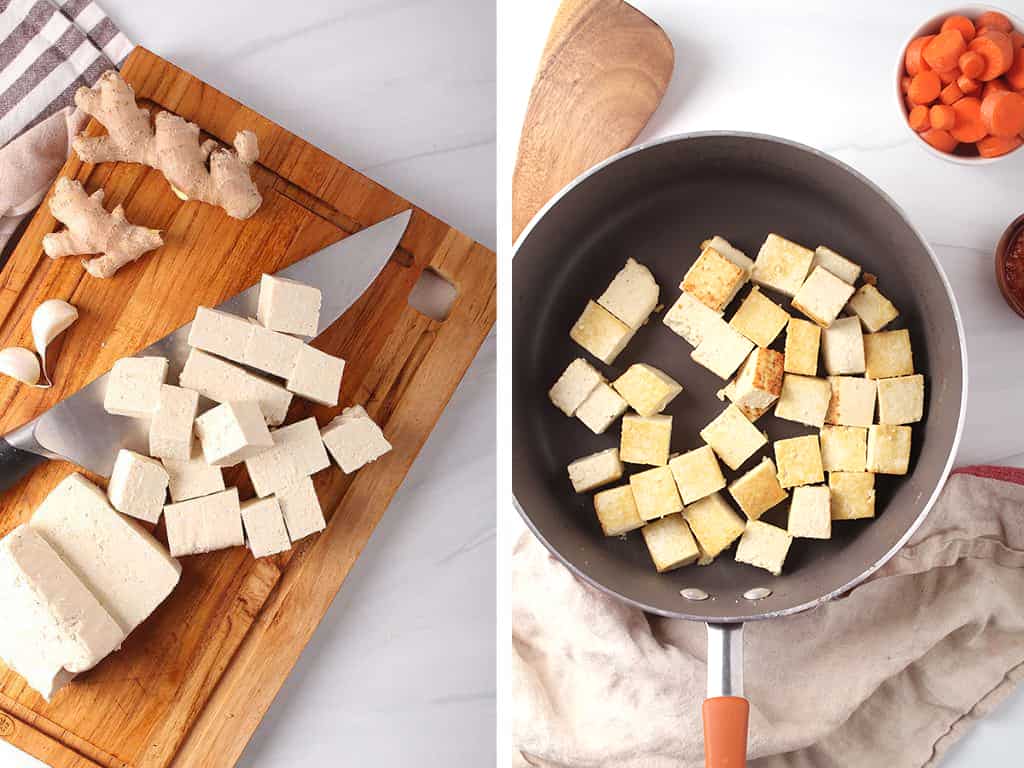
[32,299,78,384]
[0,347,41,386]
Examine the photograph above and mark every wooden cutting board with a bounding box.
[0,47,495,768]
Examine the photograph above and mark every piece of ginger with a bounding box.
[72,70,262,220]
[43,178,163,279]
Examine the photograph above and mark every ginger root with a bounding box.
[72,70,262,220]
[43,178,163,279]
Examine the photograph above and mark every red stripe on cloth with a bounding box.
[952,465,1024,486]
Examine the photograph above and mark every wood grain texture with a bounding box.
[511,0,674,242]
[0,47,495,768]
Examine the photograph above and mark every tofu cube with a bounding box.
[877,374,925,425]
[682,492,745,558]
[620,413,672,466]
[775,374,832,428]
[864,330,914,379]
[811,245,861,285]
[640,515,700,572]
[244,444,304,499]
[681,247,747,312]
[669,445,726,504]
[701,235,754,272]
[792,266,855,327]
[821,316,865,375]
[245,323,303,379]
[549,358,605,417]
[700,404,767,471]
[830,471,876,520]
[187,307,253,366]
[241,497,292,558]
[570,300,635,365]
[162,451,225,503]
[163,487,244,557]
[720,348,783,422]
[257,274,322,337]
[729,286,790,347]
[179,348,293,426]
[597,258,659,329]
[825,376,876,427]
[750,233,814,298]
[787,485,831,539]
[728,458,788,520]
[107,449,169,524]
[276,476,325,542]
[848,284,899,332]
[663,291,722,345]
[734,520,792,576]
[567,448,623,493]
[773,434,824,488]
[575,382,628,434]
[691,319,755,380]
[194,401,273,467]
[286,344,345,406]
[820,426,868,472]
[612,364,682,416]
[866,425,912,475]
[320,404,393,473]
[630,465,684,521]
[104,356,168,418]
[784,317,820,376]
[593,485,644,536]
[267,417,331,475]
[149,385,199,461]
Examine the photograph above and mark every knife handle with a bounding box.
[0,437,47,492]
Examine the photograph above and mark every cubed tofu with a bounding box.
[567,448,623,493]
[162,450,225,503]
[728,458,788,520]
[243,444,304,499]
[107,449,169,524]
[669,445,726,504]
[103,356,168,418]
[848,284,899,332]
[640,514,700,572]
[575,382,628,434]
[811,246,861,285]
[820,426,868,472]
[700,404,767,471]
[179,348,293,426]
[570,300,635,365]
[820,316,865,375]
[863,330,914,379]
[787,485,831,539]
[187,307,253,365]
[791,266,855,327]
[240,497,292,558]
[784,317,820,376]
[267,417,331,476]
[720,348,783,422]
[825,376,876,427]
[320,405,392,473]
[691,319,755,380]
[276,476,326,542]
[735,520,792,576]
[663,291,723,345]
[620,413,672,466]
[751,233,814,297]
[149,385,199,461]
[701,235,754,273]
[612,364,682,416]
[876,374,925,425]
[774,435,824,488]
[257,274,322,337]
[194,401,273,467]
[729,286,790,346]
[593,485,644,536]
[597,258,659,329]
[286,344,345,406]
[682,492,745,558]
[775,374,832,428]
[245,323,303,379]
[866,425,912,475]
[830,471,876,520]
[549,358,605,417]
[681,247,747,312]
[630,466,684,521]
[163,487,244,557]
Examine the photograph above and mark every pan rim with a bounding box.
[511,130,969,623]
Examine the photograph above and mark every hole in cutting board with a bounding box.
[407,268,457,321]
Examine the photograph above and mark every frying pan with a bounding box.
[511,132,967,766]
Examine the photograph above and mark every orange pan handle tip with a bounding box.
[703,696,750,767]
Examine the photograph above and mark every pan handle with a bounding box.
[703,623,748,767]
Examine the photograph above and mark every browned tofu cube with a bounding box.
[641,515,700,572]
[728,457,788,520]
[863,330,914,380]
[774,435,825,488]
[866,425,912,475]
[829,472,876,520]
[681,247,747,312]
[594,485,644,535]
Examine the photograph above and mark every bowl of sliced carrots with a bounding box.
[898,5,1024,162]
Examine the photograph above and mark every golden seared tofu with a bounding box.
[620,413,672,466]
[848,283,899,333]
[594,485,644,536]
[820,426,868,472]
[663,291,723,346]
[811,245,861,285]
[830,471,876,520]
[570,300,635,365]
[612,364,682,417]
[669,444,726,504]
[735,520,792,576]
[750,233,814,297]
[774,434,824,488]
[576,382,628,434]
[691,319,755,380]
[866,424,912,475]
[701,235,754,272]
[681,247,747,312]
[792,266,855,328]
[825,376,876,427]
[728,457,788,520]
[700,404,767,471]
[549,357,604,417]
[784,317,821,376]
[597,258,660,329]
[729,286,790,347]
[821,317,865,375]
[864,329,914,380]
[683,492,745,559]
[641,514,700,572]
[787,485,831,539]
[567,448,624,493]
[630,465,684,521]
[775,374,832,428]
[876,374,925,425]
[720,348,784,422]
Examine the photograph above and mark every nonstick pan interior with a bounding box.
[512,133,965,622]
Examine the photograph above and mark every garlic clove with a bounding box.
[0,347,41,386]
[32,299,78,386]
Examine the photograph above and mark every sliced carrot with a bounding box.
[1006,49,1024,89]
[970,30,1015,80]
[977,11,1013,34]
[908,70,942,104]
[909,104,931,131]
[930,104,957,130]
[981,90,1024,136]
[978,134,1023,156]
[921,128,958,153]
[905,35,935,75]
[940,81,963,104]
[951,96,988,142]
[924,29,967,71]
[959,50,985,78]
[983,78,1011,99]
[942,15,977,43]
[938,67,961,84]
[958,73,981,94]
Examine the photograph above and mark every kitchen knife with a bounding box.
[0,209,413,490]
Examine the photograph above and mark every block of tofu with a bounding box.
[775,374,832,428]
[593,485,644,536]
[179,348,293,425]
[187,307,253,365]
[257,274,322,337]
[549,358,605,417]
[277,476,325,541]
[811,246,861,285]
[825,376,876,427]
[0,526,125,701]
[774,435,824,488]
[820,425,868,472]
[728,458,788,520]
[575,382,628,434]
[597,258,659,329]
[669,445,726,504]
[30,473,181,633]
[691,319,755,380]
[750,233,814,298]
[877,374,925,425]
[729,287,789,347]
[107,449,169,524]
[720,348,783,422]
[286,344,345,406]
[848,284,899,332]
[640,514,700,572]
[149,385,199,461]
[734,520,792,576]
[663,291,723,345]
[620,413,672,466]
[567,448,623,493]
[612,364,682,417]
[830,472,876,520]
[321,405,393,473]
[245,322,303,378]
[103,356,168,418]
[867,425,912,475]
[570,300,635,365]
[163,488,244,557]
[266,417,331,476]
[195,401,273,467]
[784,317,820,376]
[791,266,855,327]
[700,404,767,471]
[863,329,914,379]
[681,247,747,312]
[162,450,225,503]
[788,485,831,539]
[682,492,745,559]
[244,443,304,499]
[701,235,754,273]
[630,465,684,521]
[820,316,865,375]
[241,497,292,558]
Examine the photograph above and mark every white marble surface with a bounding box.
[500,0,1024,765]
[0,1,495,767]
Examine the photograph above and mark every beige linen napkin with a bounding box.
[513,467,1024,768]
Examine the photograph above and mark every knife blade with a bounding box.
[2,209,412,483]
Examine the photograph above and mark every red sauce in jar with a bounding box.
[1006,228,1024,306]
